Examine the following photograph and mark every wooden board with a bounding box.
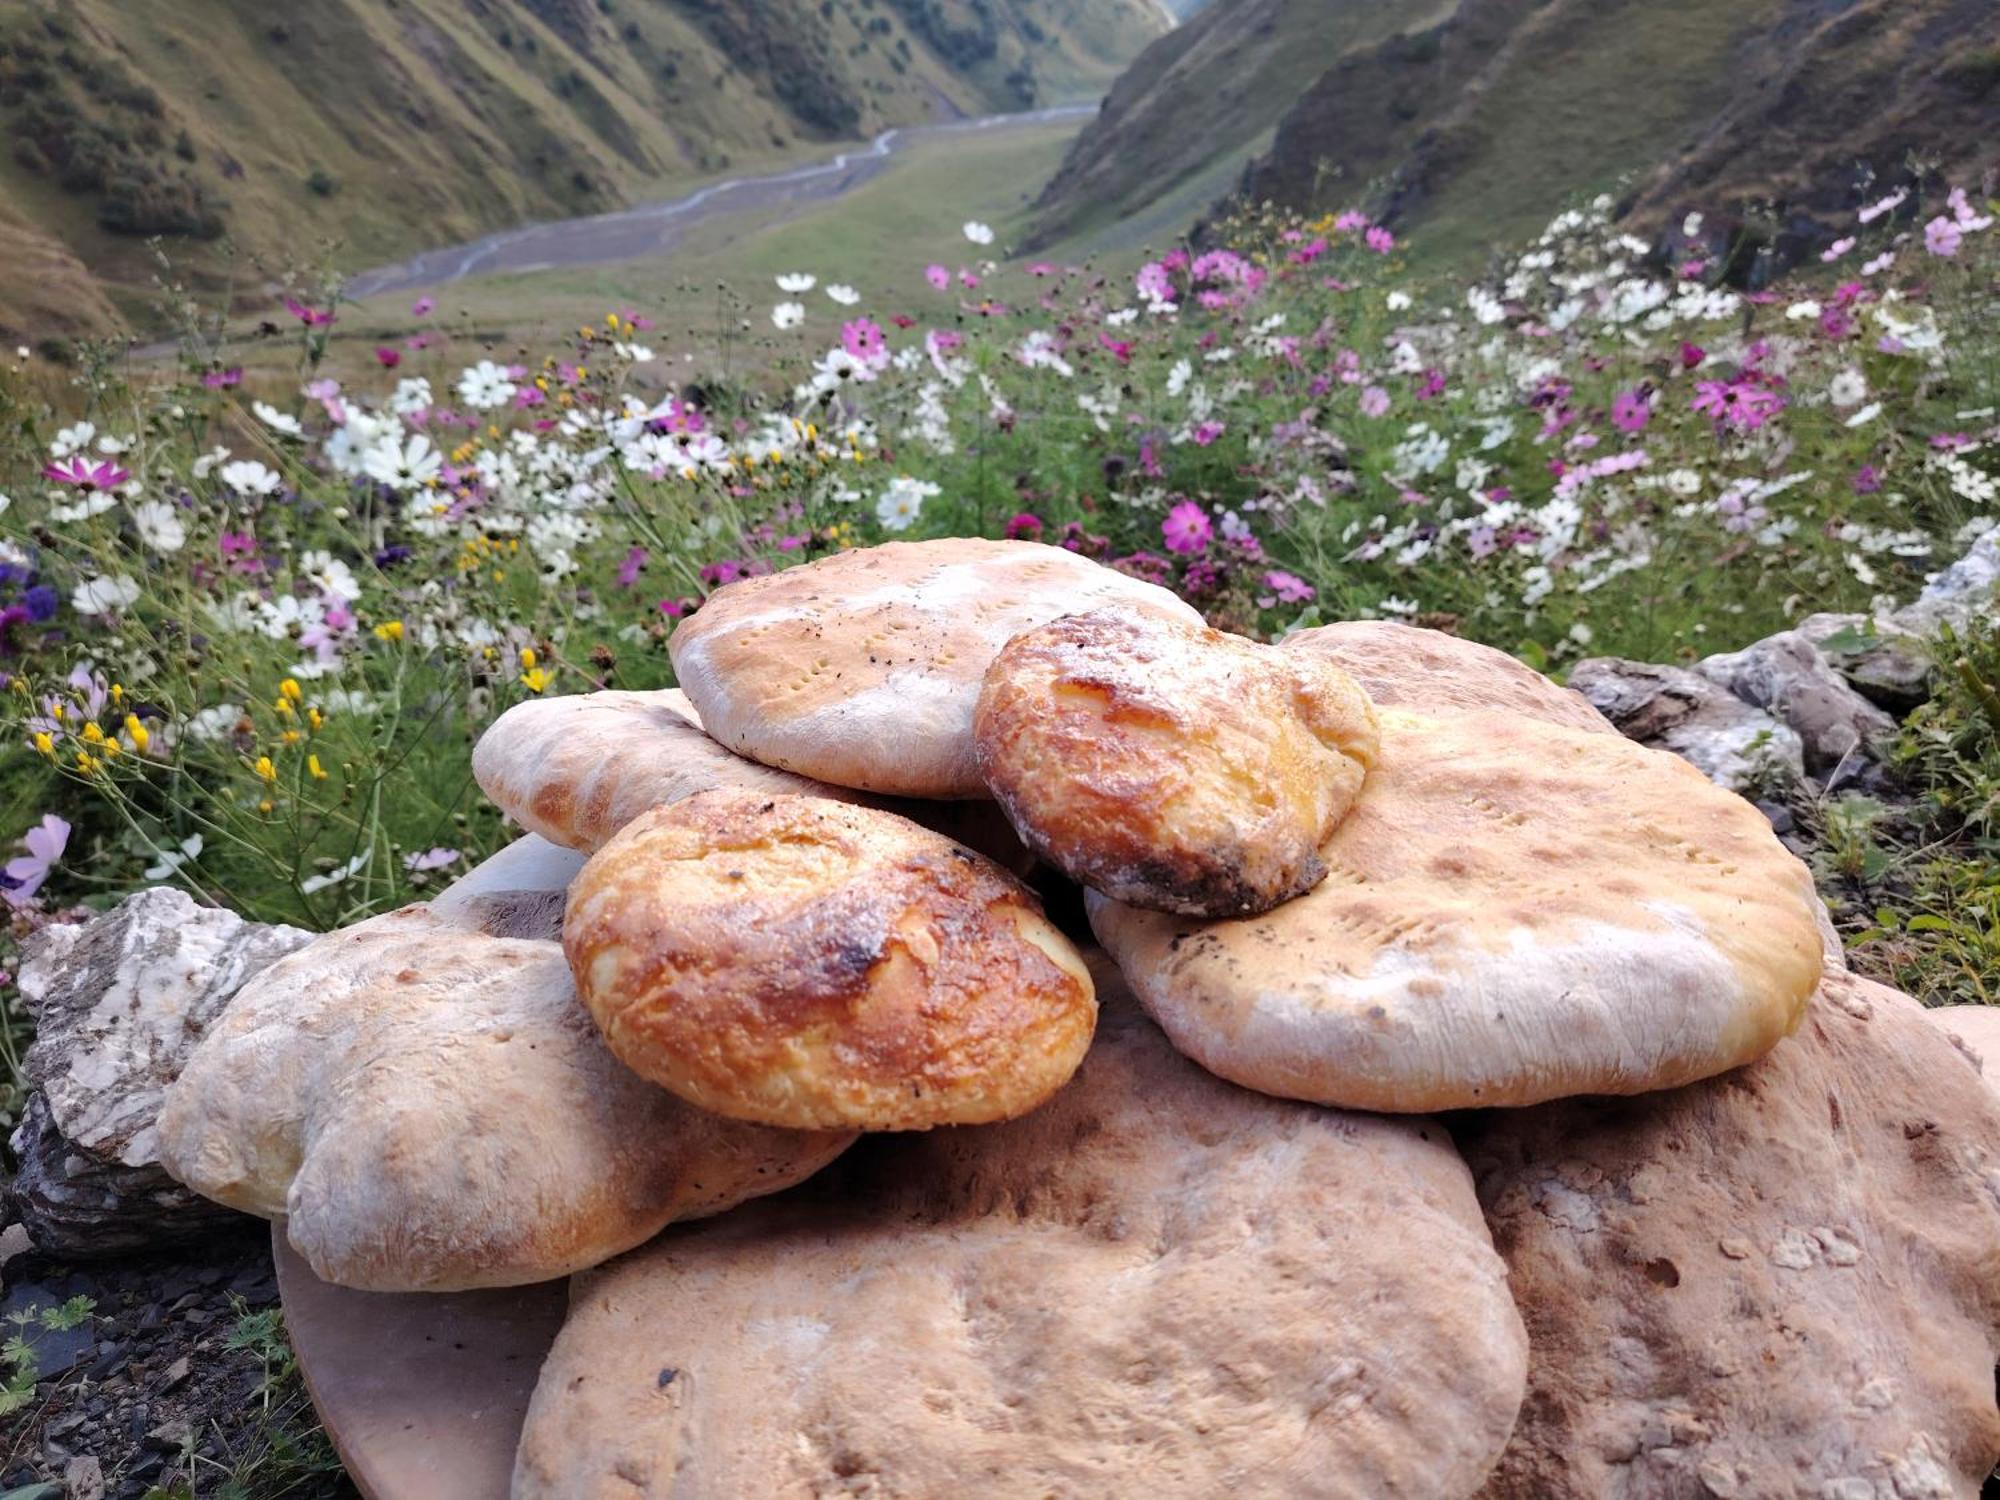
[274,1227,568,1499]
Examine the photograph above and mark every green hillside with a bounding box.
[0,0,1166,340]
[1032,0,1999,263]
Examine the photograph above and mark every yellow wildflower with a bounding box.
[520,646,538,671]
[33,731,54,757]
[75,750,99,775]
[521,666,552,694]
[308,707,324,730]
[279,678,303,704]
[308,754,329,780]
[81,721,106,745]
[281,729,301,745]
[254,755,277,783]
[374,620,405,642]
[124,714,149,753]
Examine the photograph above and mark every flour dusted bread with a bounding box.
[513,970,1529,1500]
[473,687,842,851]
[1285,619,1610,733]
[1091,707,1824,1111]
[668,538,1202,797]
[976,608,1378,915]
[156,904,852,1291]
[563,788,1096,1129]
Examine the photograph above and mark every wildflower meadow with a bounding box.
[0,183,1995,1057]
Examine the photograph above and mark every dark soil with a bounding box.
[0,1218,357,1499]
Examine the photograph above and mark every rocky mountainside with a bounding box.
[1031,0,2000,264]
[0,0,1165,340]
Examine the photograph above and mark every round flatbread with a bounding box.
[1090,707,1823,1112]
[563,788,1096,1130]
[975,607,1379,915]
[157,905,852,1291]
[1284,620,1609,734]
[513,968,1529,1500]
[668,539,1202,797]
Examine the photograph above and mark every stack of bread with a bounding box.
[155,537,1980,1498]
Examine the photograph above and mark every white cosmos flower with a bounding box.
[1845,402,1883,428]
[963,221,994,245]
[772,302,805,330]
[300,846,373,896]
[1386,290,1413,312]
[876,475,939,532]
[390,377,433,414]
[363,433,443,493]
[613,342,654,362]
[186,704,243,744]
[825,284,860,306]
[812,347,870,391]
[51,421,95,458]
[253,400,304,437]
[72,574,141,616]
[219,460,281,496]
[51,493,117,523]
[132,500,187,554]
[97,433,132,455]
[1827,369,1868,409]
[457,359,518,410]
[776,272,817,293]
[191,446,231,479]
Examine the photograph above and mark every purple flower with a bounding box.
[1359,386,1391,418]
[1003,512,1044,540]
[202,367,242,389]
[43,456,129,490]
[1925,216,1963,258]
[1190,420,1225,447]
[3,814,70,907]
[616,545,648,588]
[1852,465,1882,495]
[1611,388,1651,433]
[23,585,57,622]
[1161,501,1213,556]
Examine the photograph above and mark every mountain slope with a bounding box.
[0,0,1165,340]
[1032,0,1999,263]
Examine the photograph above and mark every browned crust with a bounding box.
[973,609,1379,917]
[562,789,1097,1130]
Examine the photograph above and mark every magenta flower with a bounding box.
[1190,420,1225,447]
[411,295,436,317]
[1611,389,1651,433]
[1097,332,1133,363]
[202,367,242,389]
[616,545,648,588]
[1161,501,1212,556]
[4,814,70,907]
[375,346,402,369]
[841,317,887,365]
[1678,341,1707,370]
[1261,570,1314,604]
[1364,226,1395,254]
[1852,465,1882,494]
[42,456,129,490]
[924,264,950,291]
[1334,209,1370,233]
[282,296,335,328]
[1003,512,1044,541]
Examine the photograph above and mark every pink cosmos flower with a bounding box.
[925,264,950,291]
[1097,332,1133,363]
[1364,226,1395,254]
[43,456,129,490]
[1003,512,1044,540]
[1333,210,1370,233]
[1691,379,1785,431]
[1190,420,1225,447]
[202,367,242,389]
[658,596,699,619]
[1852,465,1882,494]
[1679,342,1707,370]
[404,848,461,872]
[1135,261,1176,308]
[1822,237,1855,262]
[411,296,436,317]
[283,296,335,328]
[375,346,402,369]
[1415,369,1446,401]
[1925,216,1963,258]
[1611,389,1651,433]
[841,318,887,365]
[4,814,69,907]
[1359,386,1391,418]
[1161,501,1212,555]
[1261,570,1313,604]
[616,545,648,587]
[1857,189,1907,225]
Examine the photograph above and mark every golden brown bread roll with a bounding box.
[562,788,1097,1130]
[973,608,1380,916]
